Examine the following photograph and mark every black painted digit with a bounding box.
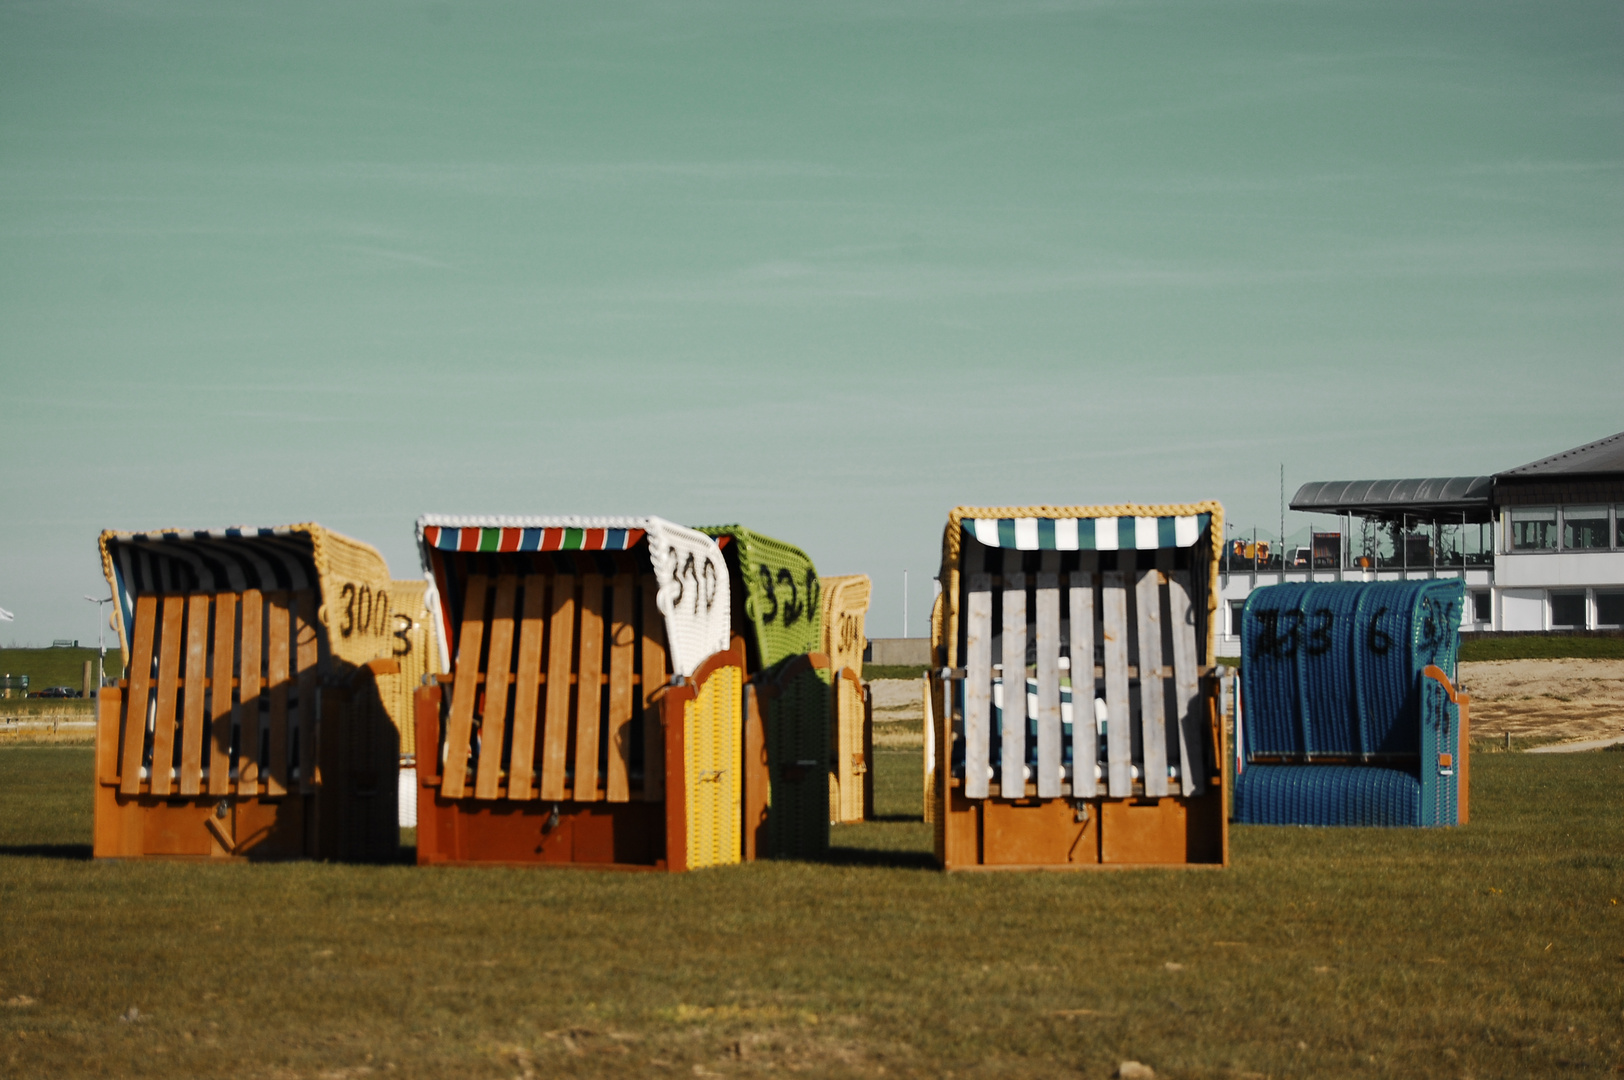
[340,582,356,638]
[776,567,801,627]
[1306,609,1333,657]
[392,613,413,657]
[1367,607,1392,656]
[758,565,778,624]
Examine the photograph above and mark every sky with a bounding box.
[2,0,1620,645]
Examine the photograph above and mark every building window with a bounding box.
[1508,508,1557,551]
[1472,591,1491,623]
[1617,506,1624,549]
[1562,505,1610,550]
[1596,591,1624,628]
[1230,600,1246,637]
[1550,591,1586,629]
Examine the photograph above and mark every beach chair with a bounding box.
[412,516,747,870]
[698,526,831,859]
[1233,579,1469,827]
[819,575,872,823]
[928,503,1229,869]
[93,524,429,860]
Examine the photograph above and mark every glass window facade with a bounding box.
[1550,591,1586,628]
[1509,508,1557,551]
[1563,506,1610,550]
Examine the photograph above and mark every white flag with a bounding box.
[0,606,13,621]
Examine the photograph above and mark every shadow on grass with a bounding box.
[0,843,92,860]
[821,845,938,870]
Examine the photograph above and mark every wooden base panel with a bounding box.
[940,785,1227,870]
[92,785,316,860]
[416,791,667,869]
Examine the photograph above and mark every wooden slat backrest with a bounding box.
[538,572,575,801]
[237,589,264,796]
[506,575,548,801]
[265,590,292,798]
[120,594,159,795]
[999,550,1027,799]
[1101,572,1133,797]
[148,595,185,797]
[641,576,668,803]
[474,575,518,801]
[951,545,1211,804]
[109,586,331,801]
[573,573,606,801]
[1159,552,1206,797]
[207,592,236,797]
[178,593,211,796]
[1068,567,1098,797]
[440,574,489,799]
[294,590,320,794]
[1134,568,1170,797]
[431,565,674,804]
[605,573,636,803]
[962,573,992,800]
[1034,551,1062,798]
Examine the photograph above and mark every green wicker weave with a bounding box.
[697,525,829,858]
[696,526,824,670]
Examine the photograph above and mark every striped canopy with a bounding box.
[421,523,646,554]
[415,515,731,678]
[963,513,1212,551]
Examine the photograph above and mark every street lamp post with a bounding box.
[84,594,112,695]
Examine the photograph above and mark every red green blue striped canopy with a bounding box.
[420,523,645,554]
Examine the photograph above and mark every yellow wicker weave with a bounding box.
[820,575,872,823]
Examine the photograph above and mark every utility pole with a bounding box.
[84,594,112,693]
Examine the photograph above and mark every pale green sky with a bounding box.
[3,0,1620,643]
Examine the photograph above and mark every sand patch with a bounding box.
[1456,658,1624,744]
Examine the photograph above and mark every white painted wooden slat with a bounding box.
[1000,550,1028,799]
[1101,571,1132,797]
[1068,568,1097,797]
[1035,552,1062,798]
[964,573,993,800]
[1164,563,1206,796]
[1135,567,1170,797]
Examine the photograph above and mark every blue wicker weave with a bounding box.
[1233,764,1421,826]
[1238,579,1465,828]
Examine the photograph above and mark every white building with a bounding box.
[1216,430,1624,656]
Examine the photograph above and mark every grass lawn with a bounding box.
[1,747,1620,1078]
[0,648,123,694]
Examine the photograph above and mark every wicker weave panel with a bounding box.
[697,526,823,670]
[766,667,832,859]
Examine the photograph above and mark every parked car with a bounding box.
[36,686,82,698]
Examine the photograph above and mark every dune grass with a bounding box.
[1,745,1620,1078]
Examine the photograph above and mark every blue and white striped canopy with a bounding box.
[963,513,1212,551]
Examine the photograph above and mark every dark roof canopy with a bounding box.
[1497,430,1624,479]
[1290,476,1493,520]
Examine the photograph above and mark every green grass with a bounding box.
[2,748,1621,1078]
[863,663,931,680]
[1459,635,1624,662]
[0,647,122,694]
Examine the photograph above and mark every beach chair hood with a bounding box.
[98,523,403,670]
[933,503,1224,668]
[416,515,731,678]
[695,525,823,671]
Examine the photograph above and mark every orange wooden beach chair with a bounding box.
[93,524,432,860]
[412,516,752,871]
